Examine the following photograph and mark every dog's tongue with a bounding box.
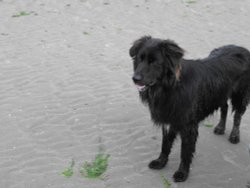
[135,84,146,92]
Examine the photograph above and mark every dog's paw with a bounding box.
[229,134,240,144]
[173,170,188,182]
[214,126,225,135]
[148,158,167,169]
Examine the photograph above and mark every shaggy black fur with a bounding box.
[129,36,250,182]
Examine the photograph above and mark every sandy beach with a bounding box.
[0,0,250,187]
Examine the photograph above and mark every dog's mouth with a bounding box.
[135,84,147,92]
[135,81,156,92]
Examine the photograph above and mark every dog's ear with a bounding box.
[159,40,184,60]
[129,36,152,58]
[159,40,184,89]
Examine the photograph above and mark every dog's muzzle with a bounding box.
[134,81,156,92]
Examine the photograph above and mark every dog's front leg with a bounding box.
[173,126,198,182]
[149,125,177,169]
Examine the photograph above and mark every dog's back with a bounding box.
[208,45,250,71]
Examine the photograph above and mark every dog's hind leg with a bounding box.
[229,107,246,144]
[214,103,228,135]
[149,126,177,169]
[173,125,198,182]
[230,86,250,143]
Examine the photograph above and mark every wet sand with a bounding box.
[0,0,250,187]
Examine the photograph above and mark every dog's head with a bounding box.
[129,36,184,92]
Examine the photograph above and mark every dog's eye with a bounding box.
[140,54,145,61]
[148,56,155,64]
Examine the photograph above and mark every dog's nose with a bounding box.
[132,74,142,82]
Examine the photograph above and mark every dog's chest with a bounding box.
[147,91,175,124]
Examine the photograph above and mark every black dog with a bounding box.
[129,36,250,182]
